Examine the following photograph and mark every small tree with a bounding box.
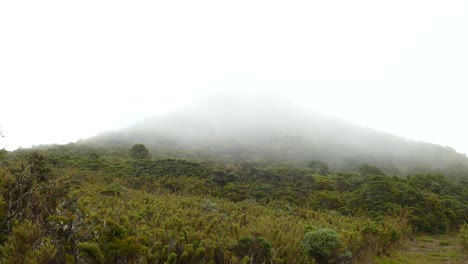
[3,152,53,229]
[359,164,384,176]
[129,144,150,160]
[309,160,330,175]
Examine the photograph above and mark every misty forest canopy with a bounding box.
[81,94,468,178]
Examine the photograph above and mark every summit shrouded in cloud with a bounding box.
[82,93,468,176]
[0,2,467,263]
[1,1,468,153]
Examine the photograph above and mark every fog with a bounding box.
[81,93,468,175]
[1,1,468,154]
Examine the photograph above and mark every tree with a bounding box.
[129,144,150,160]
[359,164,384,176]
[308,160,330,175]
[3,152,53,231]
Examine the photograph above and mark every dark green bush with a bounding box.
[302,228,348,264]
[229,235,273,264]
[77,242,104,264]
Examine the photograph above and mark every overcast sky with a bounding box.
[1,0,467,153]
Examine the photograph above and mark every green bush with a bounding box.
[459,223,468,253]
[129,144,150,160]
[0,220,57,264]
[165,252,177,264]
[229,235,273,264]
[77,242,104,264]
[302,228,348,264]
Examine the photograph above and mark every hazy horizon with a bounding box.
[1,1,467,153]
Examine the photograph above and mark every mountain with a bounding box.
[80,93,468,176]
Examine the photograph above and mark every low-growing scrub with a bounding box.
[0,147,466,263]
[459,223,468,253]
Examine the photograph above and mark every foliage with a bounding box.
[77,242,104,264]
[0,149,7,164]
[374,234,467,264]
[0,220,57,263]
[309,160,330,175]
[359,164,385,176]
[459,223,468,253]
[302,228,348,264]
[0,146,465,263]
[229,235,273,263]
[129,143,150,160]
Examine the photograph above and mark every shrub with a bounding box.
[99,183,126,196]
[229,235,274,264]
[459,223,468,253]
[165,252,177,264]
[302,228,348,264]
[359,164,384,176]
[0,220,57,264]
[201,199,219,213]
[308,160,330,175]
[129,144,150,160]
[77,242,104,264]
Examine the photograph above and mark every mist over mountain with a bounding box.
[81,93,468,176]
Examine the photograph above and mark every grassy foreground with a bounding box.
[375,234,467,264]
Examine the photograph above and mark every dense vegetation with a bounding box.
[0,143,466,263]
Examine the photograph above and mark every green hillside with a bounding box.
[81,96,468,178]
[0,144,466,263]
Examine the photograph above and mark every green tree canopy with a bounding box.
[359,164,385,176]
[308,160,330,175]
[129,144,150,160]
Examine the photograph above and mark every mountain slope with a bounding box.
[81,94,468,176]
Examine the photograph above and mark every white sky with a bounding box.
[1,1,467,153]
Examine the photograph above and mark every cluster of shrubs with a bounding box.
[0,145,466,263]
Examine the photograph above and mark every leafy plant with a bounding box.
[77,242,104,264]
[459,223,468,253]
[129,144,150,160]
[302,228,348,264]
[0,220,57,264]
